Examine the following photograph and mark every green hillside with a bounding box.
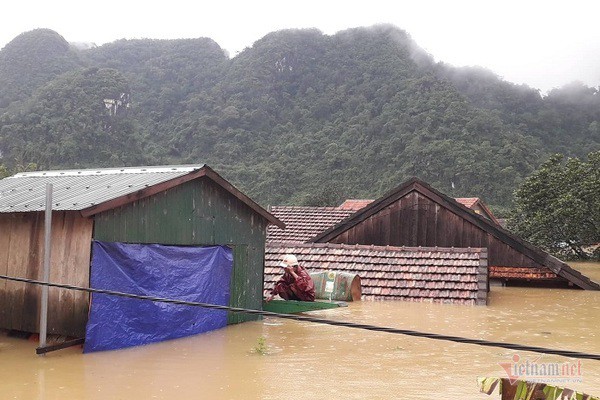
[0,26,598,210]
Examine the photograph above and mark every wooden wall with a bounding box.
[93,177,268,325]
[328,191,548,271]
[0,211,93,337]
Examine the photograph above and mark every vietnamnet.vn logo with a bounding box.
[498,354,583,385]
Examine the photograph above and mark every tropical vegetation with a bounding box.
[510,151,600,260]
[0,26,598,214]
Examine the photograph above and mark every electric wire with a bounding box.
[1,273,599,360]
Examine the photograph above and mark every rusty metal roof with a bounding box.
[0,165,204,213]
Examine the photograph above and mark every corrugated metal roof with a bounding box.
[0,165,205,213]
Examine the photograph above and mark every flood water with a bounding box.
[2,263,599,399]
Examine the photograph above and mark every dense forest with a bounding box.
[0,26,599,212]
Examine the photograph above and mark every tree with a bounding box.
[509,151,600,259]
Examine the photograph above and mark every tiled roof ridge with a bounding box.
[270,205,352,212]
[266,242,487,253]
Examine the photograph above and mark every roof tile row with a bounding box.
[265,243,488,305]
[267,206,355,243]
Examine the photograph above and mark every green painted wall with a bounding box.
[93,177,268,324]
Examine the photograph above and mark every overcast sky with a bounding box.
[1,0,599,93]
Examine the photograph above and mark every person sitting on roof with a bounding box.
[266,254,315,302]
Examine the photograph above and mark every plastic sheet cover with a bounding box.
[84,241,233,352]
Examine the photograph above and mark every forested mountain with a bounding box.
[0,29,83,108]
[0,26,598,211]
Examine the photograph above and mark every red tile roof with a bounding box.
[455,197,479,208]
[267,206,355,243]
[338,199,374,211]
[265,243,488,305]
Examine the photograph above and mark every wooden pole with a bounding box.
[39,183,52,353]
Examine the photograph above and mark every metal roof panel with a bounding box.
[0,165,205,213]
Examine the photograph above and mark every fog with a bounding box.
[1,0,599,92]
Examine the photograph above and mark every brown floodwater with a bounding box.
[2,263,600,399]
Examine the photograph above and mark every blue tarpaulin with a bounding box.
[84,241,233,353]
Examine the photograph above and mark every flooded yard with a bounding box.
[1,263,599,399]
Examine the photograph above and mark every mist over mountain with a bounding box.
[0,26,598,211]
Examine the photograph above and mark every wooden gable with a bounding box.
[310,178,600,290]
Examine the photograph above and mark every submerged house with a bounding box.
[265,204,490,305]
[0,165,283,339]
[310,178,600,290]
[265,178,600,304]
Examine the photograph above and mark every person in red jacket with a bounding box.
[266,254,315,302]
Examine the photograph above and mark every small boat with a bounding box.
[262,299,347,314]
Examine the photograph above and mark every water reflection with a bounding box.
[1,266,599,399]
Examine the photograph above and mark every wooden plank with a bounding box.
[390,201,402,245]
[193,180,215,245]
[48,212,68,335]
[21,212,43,333]
[336,230,348,244]
[459,217,468,248]
[425,202,438,247]
[228,244,247,324]
[399,196,411,246]
[56,212,84,336]
[6,214,33,331]
[0,215,14,328]
[439,207,451,247]
[416,194,428,245]
[437,203,446,246]
[381,208,392,245]
[364,217,374,244]
[69,215,92,337]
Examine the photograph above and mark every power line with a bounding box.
[1,273,599,360]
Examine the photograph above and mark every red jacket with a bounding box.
[270,265,315,301]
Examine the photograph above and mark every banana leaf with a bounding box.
[478,377,598,400]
